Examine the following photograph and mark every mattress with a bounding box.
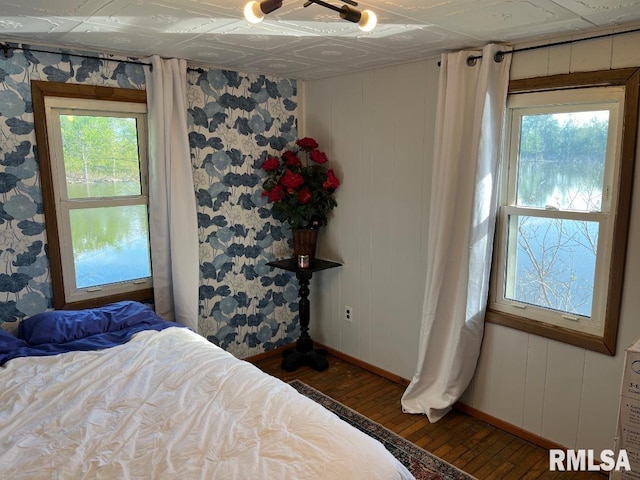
[0,326,413,479]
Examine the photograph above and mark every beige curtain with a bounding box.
[144,56,199,331]
[401,44,512,422]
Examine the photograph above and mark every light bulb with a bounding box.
[358,10,377,32]
[244,1,264,24]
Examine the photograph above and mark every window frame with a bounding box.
[32,81,153,310]
[494,89,622,336]
[487,68,640,355]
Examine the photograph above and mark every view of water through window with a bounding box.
[59,113,151,290]
[67,183,151,289]
[506,216,598,317]
[504,110,608,319]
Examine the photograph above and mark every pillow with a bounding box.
[18,301,165,345]
[0,329,28,354]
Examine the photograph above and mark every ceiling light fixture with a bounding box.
[243,0,377,31]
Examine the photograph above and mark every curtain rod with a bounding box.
[0,43,153,70]
[0,44,213,74]
[469,25,640,65]
[0,43,221,75]
[1,43,212,74]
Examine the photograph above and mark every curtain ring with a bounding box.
[466,55,478,67]
[494,51,505,63]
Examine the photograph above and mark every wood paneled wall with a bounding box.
[303,60,438,379]
[302,24,640,451]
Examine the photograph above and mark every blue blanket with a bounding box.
[1,301,186,367]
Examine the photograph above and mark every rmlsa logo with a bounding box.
[549,449,631,472]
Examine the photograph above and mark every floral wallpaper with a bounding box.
[0,43,300,358]
[187,68,300,357]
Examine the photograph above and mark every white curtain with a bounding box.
[401,44,512,422]
[144,56,199,331]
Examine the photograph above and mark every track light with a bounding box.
[244,0,283,24]
[243,0,377,31]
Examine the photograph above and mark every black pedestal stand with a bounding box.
[266,258,342,372]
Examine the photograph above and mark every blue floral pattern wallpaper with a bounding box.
[186,68,300,357]
[0,43,299,358]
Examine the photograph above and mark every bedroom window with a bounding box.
[488,69,639,355]
[32,81,153,310]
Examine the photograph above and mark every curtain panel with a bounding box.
[401,44,512,422]
[144,56,199,331]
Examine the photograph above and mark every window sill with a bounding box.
[486,309,616,355]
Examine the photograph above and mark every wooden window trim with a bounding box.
[31,81,152,310]
[487,67,640,355]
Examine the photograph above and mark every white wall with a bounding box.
[303,60,438,378]
[303,25,640,451]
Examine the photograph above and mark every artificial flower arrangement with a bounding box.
[261,137,340,229]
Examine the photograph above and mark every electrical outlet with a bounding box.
[344,306,353,323]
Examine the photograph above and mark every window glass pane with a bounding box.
[70,205,151,288]
[505,215,598,317]
[60,115,141,198]
[516,111,609,211]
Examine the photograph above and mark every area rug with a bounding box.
[289,380,476,480]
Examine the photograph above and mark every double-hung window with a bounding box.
[488,69,639,354]
[32,82,153,309]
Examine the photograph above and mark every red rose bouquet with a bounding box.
[261,137,340,229]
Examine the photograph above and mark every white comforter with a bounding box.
[0,327,413,479]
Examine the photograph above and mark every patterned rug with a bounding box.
[289,380,476,480]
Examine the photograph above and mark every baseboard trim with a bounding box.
[247,342,565,451]
[244,344,291,363]
[452,402,565,450]
[315,342,411,387]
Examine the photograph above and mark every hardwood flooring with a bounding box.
[252,352,604,480]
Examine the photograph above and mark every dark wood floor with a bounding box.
[252,352,603,480]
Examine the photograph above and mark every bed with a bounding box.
[0,301,413,479]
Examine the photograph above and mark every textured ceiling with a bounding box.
[1,0,640,80]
